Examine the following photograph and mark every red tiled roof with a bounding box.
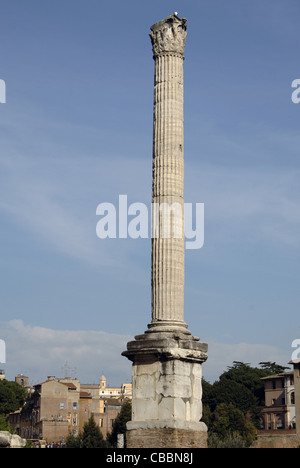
[60,382,77,389]
[80,391,92,398]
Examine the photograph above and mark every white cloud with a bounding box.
[1,320,133,387]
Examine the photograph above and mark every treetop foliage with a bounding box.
[0,379,27,415]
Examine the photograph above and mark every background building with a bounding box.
[8,373,131,442]
[261,371,295,430]
[253,361,300,448]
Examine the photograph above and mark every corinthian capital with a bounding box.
[150,13,187,58]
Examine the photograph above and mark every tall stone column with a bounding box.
[150,15,186,333]
[122,13,208,448]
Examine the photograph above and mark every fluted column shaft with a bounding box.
[149,15,187,330]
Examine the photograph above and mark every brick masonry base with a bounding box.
[126,428,208,449]
[251,435,300,449]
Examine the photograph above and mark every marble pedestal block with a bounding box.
[122,330,208,448]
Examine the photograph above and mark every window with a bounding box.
[72,402,78,410]
[59,402,66,410]
[291,392,295,405]
[272,381,276,389]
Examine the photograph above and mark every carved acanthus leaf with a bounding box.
[150,14,187,57]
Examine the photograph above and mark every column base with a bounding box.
[126,423,207,448]
[146,320,191,335]
[122,326,208,449]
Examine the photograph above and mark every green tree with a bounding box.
[65,432,82,449]
[81,415,108,448]
[202,378,213,406]
[211,403,244,438]
[107,400,131,448]
[0,414,12,432]
[259,362,289,375]
[202,404,212,430]
[209,403,257,447]
[0,380,27,415]
[205,378,257,415]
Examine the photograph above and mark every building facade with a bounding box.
[8,374,131,443]
[290,360,300,433]
[261,371,296,430]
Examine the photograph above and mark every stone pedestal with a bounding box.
[122,329,208,448]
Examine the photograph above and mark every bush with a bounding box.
[205,403,257,447]
[0,414,12,432]
[208,432,248,448]
[65,432,82,449]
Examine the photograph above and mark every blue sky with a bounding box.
[0,0,300,386]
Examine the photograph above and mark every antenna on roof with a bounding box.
[61,361,76,378]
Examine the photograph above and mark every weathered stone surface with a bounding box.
[123,329,208,364]
[127,427,207,449]
[0,432,11,448]
[150,13,187,58]
[127,356,207,426]
[0,431,26,449]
